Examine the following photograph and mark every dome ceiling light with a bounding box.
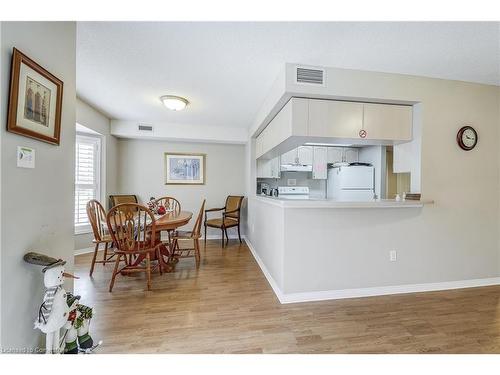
[160,95,189,111]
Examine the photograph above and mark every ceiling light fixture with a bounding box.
[160,95,189,111]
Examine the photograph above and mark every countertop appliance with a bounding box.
[257,182,270,195]
[327,165,375,201]
[277,186,310,200]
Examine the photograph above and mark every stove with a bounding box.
[277,186,310,199]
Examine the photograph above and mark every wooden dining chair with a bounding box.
[171,200,206,268]
[154,196,181,213]
[86,200,117,276]
[106,203,164,292]
[109,194,138,209]
[155,196,181,244]
[204,196,244,247]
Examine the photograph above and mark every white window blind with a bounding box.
[75,134,101,232]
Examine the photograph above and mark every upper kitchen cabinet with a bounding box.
[297,146,313,165]
[257,157,280,178]
[327,147,359,163]
[280,146,313,165]
[281,148,298,165]
[308,100,363,138]
[363,103,412,141]
[312,147,328,179]
[255,98,308,158]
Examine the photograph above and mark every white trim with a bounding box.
[244,236,500,304]
[243,237,285,303]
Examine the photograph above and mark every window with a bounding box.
[75,133,101,233]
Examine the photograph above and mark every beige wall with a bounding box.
[117,139,246,237]
[247,66,500,292]
[1,22,76,349]
[74,98,118,251]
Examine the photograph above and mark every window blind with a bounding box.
[75,134,101,229]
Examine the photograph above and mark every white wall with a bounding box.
[74,98,118,251]
[116,139,246,237]
[247,66,500,295]
[1,22,76,350]
[111,120,248,144]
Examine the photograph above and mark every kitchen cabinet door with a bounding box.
[327,147,344,163]
[255,135,264,158]
[312,147,328,180]
[298,146,313,165]
[280,148,298,165]
[308,99,363,138]
[363,103,412,141]
[269,157,280,178]
[256,157,280,178]
[344,148,359,163]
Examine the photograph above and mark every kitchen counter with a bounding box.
[252,195,433,208]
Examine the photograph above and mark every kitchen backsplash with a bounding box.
[258,171,327,198]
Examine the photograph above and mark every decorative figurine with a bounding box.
[23,252,100,354]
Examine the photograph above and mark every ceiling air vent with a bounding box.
[138,124,154,132]
[295,66,325,86]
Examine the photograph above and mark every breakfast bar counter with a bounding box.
[252,195,433,209]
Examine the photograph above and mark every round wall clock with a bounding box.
[457,126,478,151]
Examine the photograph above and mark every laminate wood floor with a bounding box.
[74,240,500,353]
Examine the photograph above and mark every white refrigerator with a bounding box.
[327,165,375,201]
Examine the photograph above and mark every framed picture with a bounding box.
[7,48,63,145]
[165,153,206,185]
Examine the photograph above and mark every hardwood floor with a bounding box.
[74,240,500,353]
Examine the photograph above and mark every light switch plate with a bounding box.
[17,146,35,168]
[287,179,297,186]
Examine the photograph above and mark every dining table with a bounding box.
[130,210,193,273]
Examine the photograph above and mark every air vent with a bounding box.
[295,66,325,86]
[138,124,154,132]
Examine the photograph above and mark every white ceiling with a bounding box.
[77,22,500,128]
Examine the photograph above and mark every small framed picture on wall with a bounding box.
[7,48,64,145]
[165,152,206,185]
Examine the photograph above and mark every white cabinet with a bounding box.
[255,98,309,158]
[281,149,298,165]
[327,147,359,164]
[280,146,313,165]
[297,146,313,165]
[312,147,328,180]
[307,99,412,142]
[308,100,363,138]
[363,103,412,141]
[257,157,280,178]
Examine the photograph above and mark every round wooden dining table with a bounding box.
[155,210,193,232]
[130,210,193,273]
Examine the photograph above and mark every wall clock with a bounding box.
[456,126,478,151]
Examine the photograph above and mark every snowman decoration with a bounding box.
[24,252,100,354]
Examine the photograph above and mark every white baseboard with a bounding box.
[244,237,500,304]
[243,237,284,303]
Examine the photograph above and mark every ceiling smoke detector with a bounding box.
[160,95,189,111]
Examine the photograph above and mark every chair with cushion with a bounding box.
[171,199,206,268]
[109,194,138,209]
[204,195,244,247]
[86,199,118,276]
[106,203,164,292]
